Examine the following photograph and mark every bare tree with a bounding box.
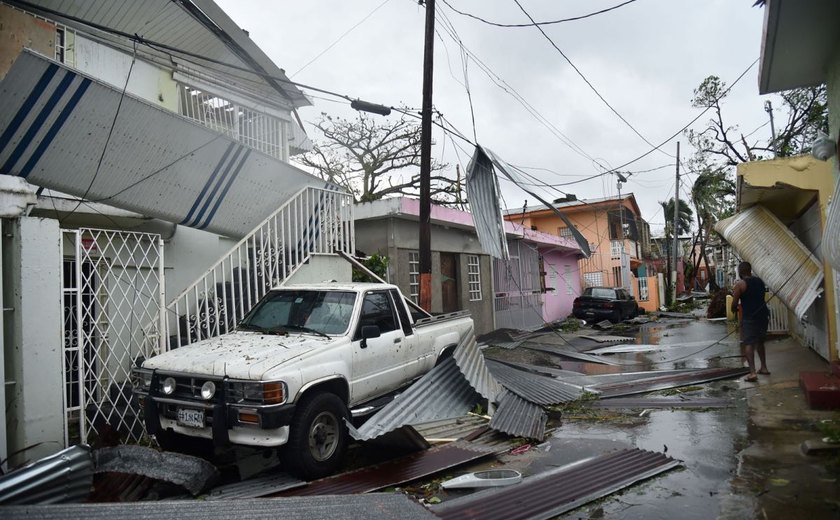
[297,112,464,206]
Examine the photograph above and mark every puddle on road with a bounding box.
[542,319,757,519]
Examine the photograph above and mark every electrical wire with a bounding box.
[441,0,638,28]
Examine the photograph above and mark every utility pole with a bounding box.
[418,0,435,312]
[764,100,777,157]
[670,142,680,305]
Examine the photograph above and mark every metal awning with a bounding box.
[715,205,823,319]
[0,51,330,237]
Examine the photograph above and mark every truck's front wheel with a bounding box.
[284,392,349,479]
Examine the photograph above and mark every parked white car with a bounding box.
[132,282,473,478]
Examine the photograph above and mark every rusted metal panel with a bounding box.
[276,442,495,497]
[590,367,750,398]
[715,205,823,319]
[453,327,503,401]
[486,359,586,405]
[433,449,681,520]
[0,52,327,238]
[349,358,480,441]
[488,390,546,440]
[1,494,438,519]
[0,444,92,505]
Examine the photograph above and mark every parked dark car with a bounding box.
[572,287,639,323]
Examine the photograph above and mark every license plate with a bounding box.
[177,408,204,428]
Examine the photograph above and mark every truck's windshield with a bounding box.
[239,290,357,336]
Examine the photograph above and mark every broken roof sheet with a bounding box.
[432,448,680,520]
[0,444,92,505]
[522,343,630,366]
[486,359,588,405]
[205,473,305,500]
[278,442,494,497]
[578,335,636,344]
[2,494,438,520]
[411,415,489,442]
[453,327,503,401]
[488,390,547,441]
[349,357,480,441]
[465,145,509,259]
[715,205,823,319]
[590,367,750,398]
[0,52,331,238]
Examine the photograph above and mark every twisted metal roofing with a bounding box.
[453,327,503,401]
[349,357,481,441]
[486,359,586,405]
[433,449,681,520]
[715,205,823,319]
[590,367,750,398]
[278,442,494,497]
[0,445,92,505]
[488,390,547,441]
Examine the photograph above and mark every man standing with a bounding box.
[730,261,770,382]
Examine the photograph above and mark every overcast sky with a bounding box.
[216,0,773,235]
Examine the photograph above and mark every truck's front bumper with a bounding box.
[143,396,296,447]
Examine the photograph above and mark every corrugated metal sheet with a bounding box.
[1,494,438,520]
[93,445,218,496]
[9,0,307,106]
[715,205,823,319]
[466,146,509,259]
[411,415,489,442]
[205,473,304,500]
[349,358,480,441]
[523,343,630,366]
[0,52,326,238]
[488,390,547,440]
[453,327,503,401]
[591,367,750,398]
[0,445,92,505]
[486,359,588,405]
[824,178,840,272]
[433,448,680,520]
[591,397,733,409]
[579,335,635,344]
[278,442,495,497]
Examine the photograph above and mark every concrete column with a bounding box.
[6,217,64,466]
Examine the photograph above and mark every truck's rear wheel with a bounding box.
[284,392,348,479]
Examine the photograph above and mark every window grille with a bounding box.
[612,266,623,287]
[467,255,482,301]
[611,240,622,259]
[408,251,420,304]
[583,272,602,287]
[557,226,573,238]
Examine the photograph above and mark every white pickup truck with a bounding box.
[132,282,473,478]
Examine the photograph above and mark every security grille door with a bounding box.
[61,229,164,445]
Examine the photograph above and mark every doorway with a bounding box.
[440,253,459,313]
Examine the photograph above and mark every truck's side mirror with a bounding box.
[360,325,381,349]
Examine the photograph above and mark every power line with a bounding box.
[441,0,638,28]
[290,0,393,78]
[512,0,671,159]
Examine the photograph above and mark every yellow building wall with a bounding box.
[738,156,838,360]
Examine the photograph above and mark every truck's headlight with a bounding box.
[162,377,176,395]
[201,381,216,400]
[231,381,286,404]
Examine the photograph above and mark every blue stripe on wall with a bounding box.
[190,144,244,229]
[0,63,59,159]
[198,148,251,230]
[1,70,74,176]
[181,141,236,226]
[19,78,91,179]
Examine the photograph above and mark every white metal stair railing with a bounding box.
[167,185,354,348]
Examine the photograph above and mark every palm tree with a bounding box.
[659,198,692,304]
[688,168,735,291]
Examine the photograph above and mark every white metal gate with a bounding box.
[61,228,165,445]
[493,240,544,330]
